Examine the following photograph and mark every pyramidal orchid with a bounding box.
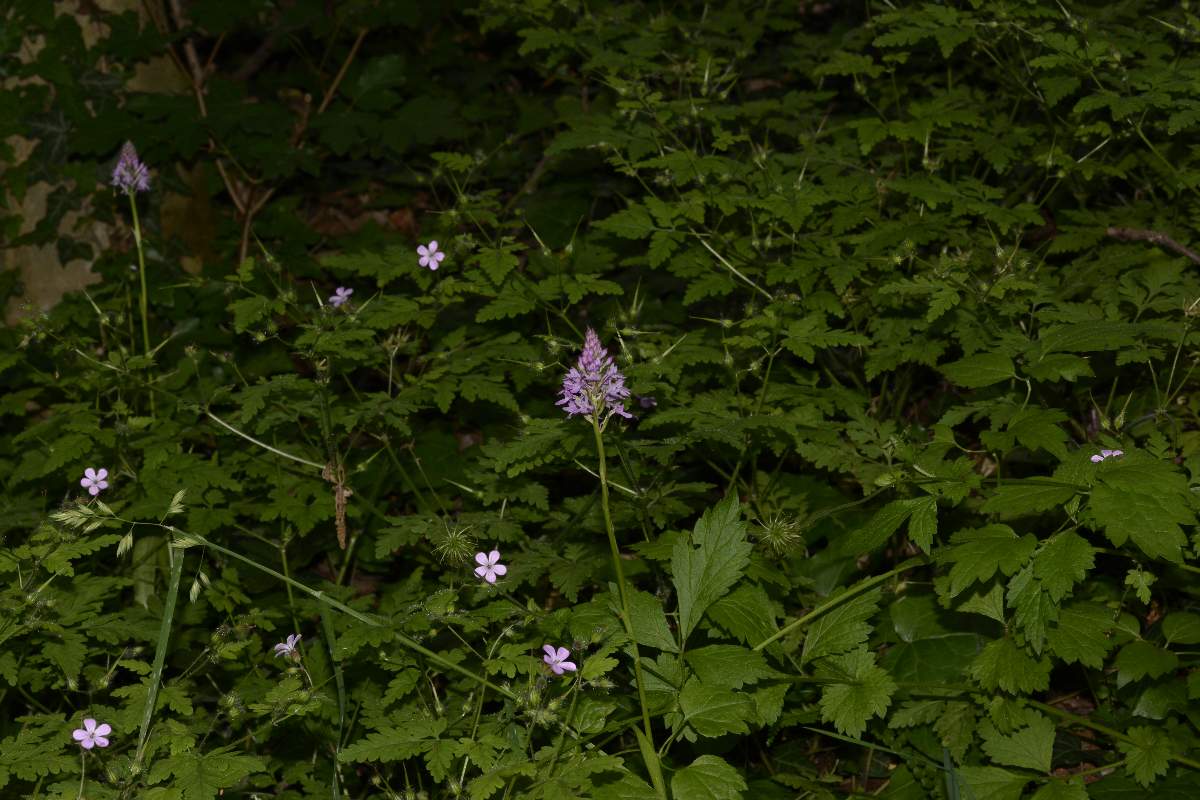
[111,142,150,194]
[557,328,631,427]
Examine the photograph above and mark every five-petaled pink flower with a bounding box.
[542,645,577,676]
[474,550,507,584]
[329,287,353,308]
[273,633,302,658]
[418,241,445,271]
[73,718,112,750]
[1090,449,1124,463]
[80,468,109,496]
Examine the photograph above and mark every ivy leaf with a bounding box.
[980,713,1055,773]
[816,648,897,738]
[1118,726,1173,786]
[671,496,752,644]
[669,755,747,800]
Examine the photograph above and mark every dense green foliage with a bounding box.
[6,0,1200,797]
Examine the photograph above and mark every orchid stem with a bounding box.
[591,416,667,800]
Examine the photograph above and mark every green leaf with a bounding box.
[591,773,657,800]
[685,645,775,689]
[940,525,1036,598]
[957,766,1029,800]
[942,352,1015,388]
[340,720,447,762]
[706,584,778,647]
[149,748,266,800]
[669,755,747,800]
[628,589,678,652]
[1118,726,1172,787]
[1031,780,1089,800]
[1089,485,1190,563]
[980,713,1055,773]
[907,496,938,552]
[1047,602,1121,668]
[969,638,1051,694]
[1115,641,1178,687]
[1162,612,1200,645]
[816,648,897,738]
[671,496,752,644]
[982,481,1077,518]
[842,499,917,553]
[1034,531,1094,602]
[802,588,880,664]
[677,678,755,739]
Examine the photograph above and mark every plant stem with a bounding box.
[753,557,926,652]
[128,191,155,416]
[590,417,667,800]
[134,545,184,773]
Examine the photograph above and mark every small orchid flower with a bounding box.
[329,287,353,308]
[542,645,577,676]
[1090,449,1125,463]
[273,633,302,659]
[558,328,632,424]
[418,241,445,270]
[72,719,112,749]
[473,550,507,584]
[80,468,109,496]
[111,142,150,194]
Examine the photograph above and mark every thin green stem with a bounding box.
[754,557,926,652]
[128,192,155,416]
[590,417,667,800]
[134,545,184,773]
[164,525,517,700]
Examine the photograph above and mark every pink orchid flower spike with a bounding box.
[542,644,577,676]
[474,550,507,584]
[73,718,112,749]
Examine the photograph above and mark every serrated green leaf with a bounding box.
[1089,485,1190,563]
[669,755,746,800]
[1031,779,1089,800]
[628,588,678,652]
[942,352,1015,388]
[677,678,755,739]
[1118,726,1172,786]
[940,525,1036,598]
[1162,612,1200,645]
[957,766,1028,800]
[982,481,1077,518]
[969,637,1051,694]
[1115,641,1178,687]
[1047,602,1121,668]
[685,645,774,689]
[816,648,896,738]
[802,588,880,664]
[671,496,752,644]
[980,713,1055,773]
